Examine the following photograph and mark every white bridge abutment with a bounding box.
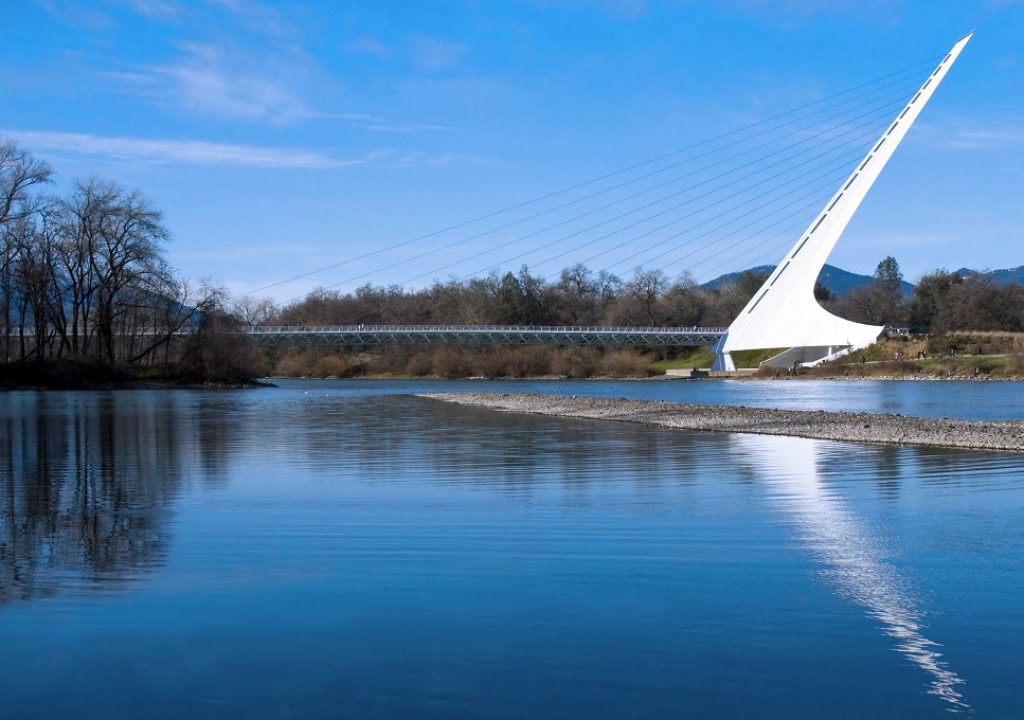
[712,32,973,372]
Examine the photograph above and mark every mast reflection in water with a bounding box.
[2,383,1021,718]
[736,434,969,712]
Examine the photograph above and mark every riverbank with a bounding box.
[261,333,1024,381]
[420,392,1024,452]
[0,360,266,390]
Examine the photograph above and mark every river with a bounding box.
[1,379,1022,718]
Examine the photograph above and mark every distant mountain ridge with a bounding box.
[700,263,915,297]
[955,266,1024,285]
[702,264,1024,298]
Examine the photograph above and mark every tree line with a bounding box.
[826,256,1024,334]
[262,256,1024,337]
[5,133,1023,379]
[256,265,773,330]
[0,139,225,370]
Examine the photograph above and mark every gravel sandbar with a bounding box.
[418,392,1024,452]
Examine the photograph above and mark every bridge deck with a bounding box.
[243,325,726,348]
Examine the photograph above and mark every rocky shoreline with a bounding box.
[419,392,1024,452]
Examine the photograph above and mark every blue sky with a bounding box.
[3,1,1022,301]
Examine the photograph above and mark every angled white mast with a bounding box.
[716,32,973,369]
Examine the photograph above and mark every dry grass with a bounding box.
[597,350,656,377]
[268,346,658,379]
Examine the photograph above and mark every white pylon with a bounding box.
[714,32,973,372]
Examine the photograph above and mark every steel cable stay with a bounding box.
[444,111,899,287]
[548,140,879,280]
[690,239,803,285]
[430,92,912,282]
[566,164,858,284]
[311,121,885,299]
[520,146,865,284]
[581,159,860,282]
[272,89,915,304]
[679,214,821,285]
[684,175,909,283]
[293,97,908,303]
[648,189,846,280]
[394,79,927,274]
[240,58,938,301]
[664,201,832,284]
[376,76,928,276]
[677,65,970,302]
[692,222,842,284]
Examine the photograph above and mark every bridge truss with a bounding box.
[243,325,726,348]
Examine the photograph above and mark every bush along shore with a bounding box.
[763,332,1024,381]
[258,333,1024,381]
[420,392,1024,452]
[10,331,1024,389]
[0,358,267,390]
[267,346,661,380]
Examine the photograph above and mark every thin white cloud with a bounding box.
[4,129,486,170]
[103,69,155,85]
[3,130,351,169]
[108,44,445,131]
[39,0,113,28]
[179,243,317,261]
[333,113,451,133]
[716,0,903,26]
[587,0,650,20]
[118,0,183,21]
[205,0,296,38]
[344,36,392,59]
[944,126,1024,151]
[382,150,485,167]
[410,36,468,72]
[148,42,312,124]
[919,115,1024,151]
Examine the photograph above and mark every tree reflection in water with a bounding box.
[0,392,215,604]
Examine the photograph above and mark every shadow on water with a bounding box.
[732,434,971,712]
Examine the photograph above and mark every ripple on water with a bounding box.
[1,385,1022,718]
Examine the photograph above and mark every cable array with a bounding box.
[242,56,938,307]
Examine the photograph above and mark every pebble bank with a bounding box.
[419,392,1024,452]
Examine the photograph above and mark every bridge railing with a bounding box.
[244,324,728,334]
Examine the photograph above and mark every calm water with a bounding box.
[269,377,1024,420]
[1,381,1022,718]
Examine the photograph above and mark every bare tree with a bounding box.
[0,140,51,226]
[86,181,170,362]
[0,140,52,359]
[231,295,277,327]
[52,179,119,357]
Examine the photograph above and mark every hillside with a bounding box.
[955,266,1024,285]
[701,263,915,297]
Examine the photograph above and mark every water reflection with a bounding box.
[0,391,727,606]
[0,392,200,604]
[4,386,1021,717]
[733,434,969,711]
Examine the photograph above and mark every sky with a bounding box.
[3,0,1023,303]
